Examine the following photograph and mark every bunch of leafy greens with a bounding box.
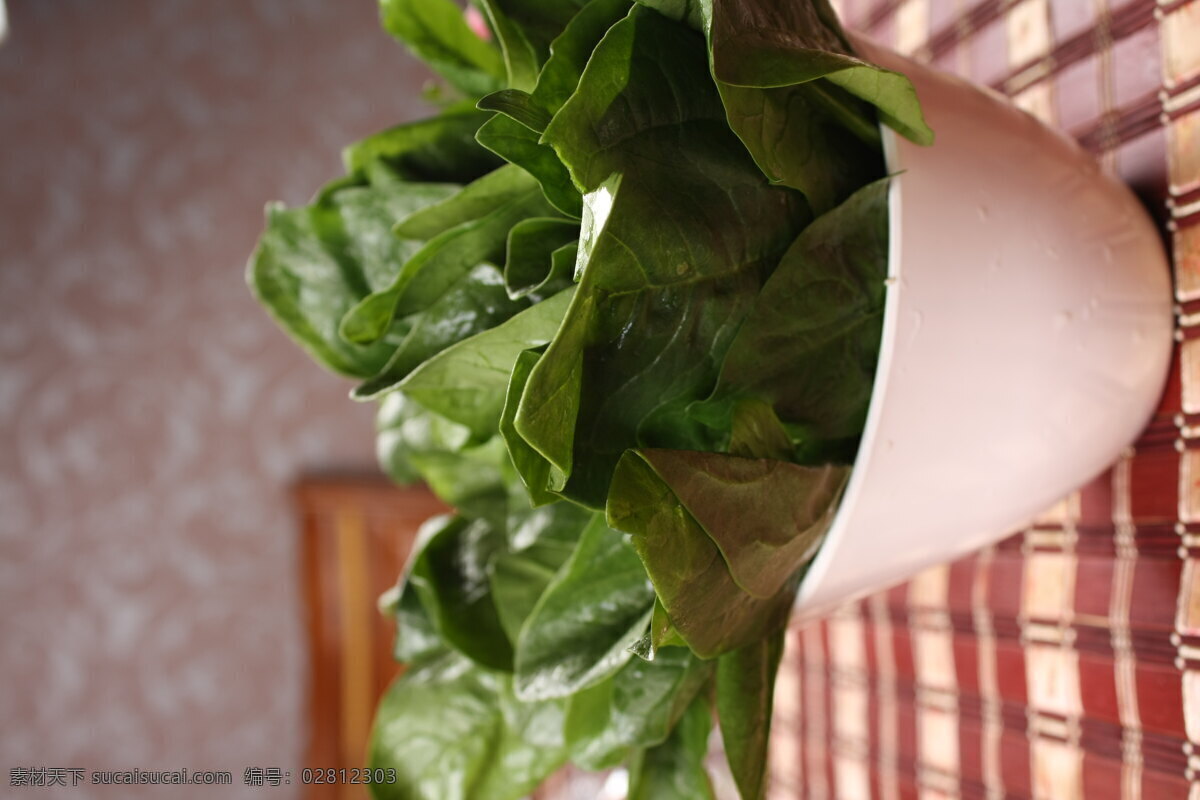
[248,0,930,797]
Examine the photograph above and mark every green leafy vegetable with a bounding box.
[369,652,566,800]
[514,514,654,700]
[627,697,716,800]
[716,629,787,800]
[248,0,931,795]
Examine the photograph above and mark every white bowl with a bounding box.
[793,41,1174,621]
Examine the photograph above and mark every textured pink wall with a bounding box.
[0,2,431,796]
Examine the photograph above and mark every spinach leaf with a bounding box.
[716,628,786,800]
[408,514,514,671]
[375,393,510,524]
[379,0,505,97]
[393,164,540,241]
[369,653,566,800]
[513,7,809,506]
[248,201,397,379]
[477,0,541,92]
[474,0,633,218]
[500,349,559,507]
[332,178,460,293]
[627,696,716,800]
[503,219,578,298]
[514,514,654,700]
[638,449,849,598]
[607,450,796,658]
[339,184,555,346]
[564,646,712,770]
[386,578,445,666]
[343,108,501,182]
[694,177,890,444]
[629,598,688,661]
[397,287,574,437]
[490,498,591,644]
[354,264,529,400]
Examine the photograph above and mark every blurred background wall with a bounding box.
[0,1,432,796]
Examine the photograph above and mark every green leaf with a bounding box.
[473,0,633,218]
[379,0,506,97]
[503,218,579,298]
[476,1,541,92]
[607,450,797,658]
[375,393,511,522]
[369,653,565,800]
[696,177,890,445]
[485,0,589,60]
[638,449,849,598]
[629,597,688,661]
[677,0,930,213]
[514,8,809,506]
[476,115,582,218]
[716,628,786,800]
[500,349,559,507]
[333,179,461,293]
[397,288,574,437]
[726,397,794,460]
[388,579,445,666]
[408,514,514,671]
[564,646,712,770]
[247,201,396,379]
[490,500,590,641]
[704,0,932,146]
[394,164,539,241]
[375,391,472,484]
[353,264,529,400]
[340,185,555,346]
[514,514,655,700]
[627,695,715,800]
[343,108,502,182]
[478,88,553,132]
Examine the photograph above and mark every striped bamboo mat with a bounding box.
[773,1,1200,797]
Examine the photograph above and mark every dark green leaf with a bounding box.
[353,264,529,400]
[379,0,505,96]
[343,108,501,182]
[369,652,565,800]
[564,646,711,770]
[395,288,574,436]
[375,393,510,522]
[333,180,460,293]
[500,349,559,506]
[607,450,796,658]
[716,628,786,800]
[503,218,579,298]
[387,579,445,666]
[514,8,809,506]
[695,178,890,444]
[630,597,688,661]
[409,514,514,671]
[478,89,552,132]
[394,164,539,241]
[476,115,582,218]
[247,201,396,379]
[627,695,715,800]
[477,1,541,92]
[340,185,555,345]
[490,500,590,641]
[704,0,932,145]
[638,449,849,598]
[473,0,633,218]
[515,514,655,699]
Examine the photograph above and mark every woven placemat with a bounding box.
[775,1,1200,798]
